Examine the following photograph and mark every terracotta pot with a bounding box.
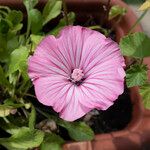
[1,0,150,150]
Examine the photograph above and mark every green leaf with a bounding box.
[29,105,36,130]
[0,65,10,88]
[0,127,44,150]
[0,106,11,117]
[0,33,19,62]
[19,60,29,81]
[58,121,94,141]
[12,23,23,33]
[140,83,150,109]
[42,0,62,25]
[8,46,29,75]
[50,12,75,36]
[109,5,127,20]
[29,9,43,34]
[0,100,25,117]
[0,104,22,118]
[6,10,23,26]
[126,64,148,87]
[7,36,19,52]
[30,34,44,45]
[120,32,150,58]
[30,34,44,52]
[0,6,11,13]
[0,19,9,34]
[0,118,19,134]
[23,0,39,11]
[40,133,64,150]
[3,99,25,108]
[0,34,7,62]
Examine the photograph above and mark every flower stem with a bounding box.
[128,10,147,34]
[62,0,69,25]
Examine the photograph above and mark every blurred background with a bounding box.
[124,0,150,35]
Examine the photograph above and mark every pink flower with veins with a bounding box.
[28,26,125,121]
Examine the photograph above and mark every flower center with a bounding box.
[71,69,84,83]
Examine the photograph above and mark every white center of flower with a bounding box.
[71,69,84,82]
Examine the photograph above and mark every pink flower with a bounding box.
[28,26,125,121]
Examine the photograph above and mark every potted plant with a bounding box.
[0,0,150,150]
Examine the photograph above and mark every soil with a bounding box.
[87,87,132,134]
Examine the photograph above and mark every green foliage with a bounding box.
[0,35,20,62]
[109,5,127,20]
[59,121,94,141]
[38,110,94,141]
[40,133,65,150]
[126,64,148,87]
[28,105,36,130]
[0,8,22,62]
[30,34,44,51]
[19,60,30,81]
[120,32,150,58]
[0,106,11,117]
[6,10,23,26]
[42,0,62,25]
[0,127,44,150]
[23,0,39,11]
[0,119,19,134]
[140,83,150,109]
[29,9,43,34]
[30,34,44,44]
[50,12,75,35]
[0,99,27,117]
[0,66,10,88]
[0,19,9,34]
[8,46,29,75]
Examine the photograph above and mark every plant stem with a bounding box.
[26,13,31,40]
[140,58,144,65]
[24,93,36,99]
[128,10,147,34]
[3,117,10,123]
[62,0,69,25]
[35,107,57,122]
[21,108,28,118]
[26,1,32,39]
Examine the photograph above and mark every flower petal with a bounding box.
[84,38,125,75]
[34,77,91,121]
[57,26,106,69]
[34,76,72,107]
[59,86,91,121]
[78,38,125,111]
[28,36,71,81]
[28,26,126,121]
